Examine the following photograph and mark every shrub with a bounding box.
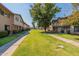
[26,28,30,31]
[0,31,8,38]
[13,30,18,34]
[13,30,23,34]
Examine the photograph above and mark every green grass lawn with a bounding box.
[55,34,79,42]
[13,30,79,56]
[0,32,24,46]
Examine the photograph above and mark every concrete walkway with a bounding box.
[49,34,79,47]
[0,32,28,56]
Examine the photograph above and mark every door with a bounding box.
[4,25,10,31]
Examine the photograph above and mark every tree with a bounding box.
[58,11,79,26]
[30,3,60,32]
[69,3,79,26]
[32,21,35,29]
[72,3,79,12]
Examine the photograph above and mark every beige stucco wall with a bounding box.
[0,14,12,31]
[10,15,14,32]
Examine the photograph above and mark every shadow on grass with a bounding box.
[41,31,61,34]
[41,31,79,36]
[74,38,79,40]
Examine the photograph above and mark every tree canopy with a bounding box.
[56,11,79,26]
[72,3,79,12]
[30,3,60,31]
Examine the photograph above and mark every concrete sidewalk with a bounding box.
[0,32,28,56]
[49,34,79,47]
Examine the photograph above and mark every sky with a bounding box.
[56,3,73,17]
[2,3,73,27]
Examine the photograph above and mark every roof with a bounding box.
[14,13,29,26]
[0,3,14,15]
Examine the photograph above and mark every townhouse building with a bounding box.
[13,14,24,32]
[51,17,70,33]
[0,4,14,33]
[0,4,30,34]
[13,14,30,32]
[51,13,79,34]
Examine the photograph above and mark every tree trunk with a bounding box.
[44,27,46,32]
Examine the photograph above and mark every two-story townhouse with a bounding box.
[51,13,79,34]
[51,17,70,33]
[13,14,30,32]
[0,4,14,34]
[0,4,30,34]
[13,14,24,32]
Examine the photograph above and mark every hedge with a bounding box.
[26,28,30,31]
[0,31,8,38]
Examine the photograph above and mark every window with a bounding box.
[20,19,22,22]
[0,9,4,16]
[16,17,19,21]
[3,13,10,18]
[74,26,79,32]
[4,13,7,16]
